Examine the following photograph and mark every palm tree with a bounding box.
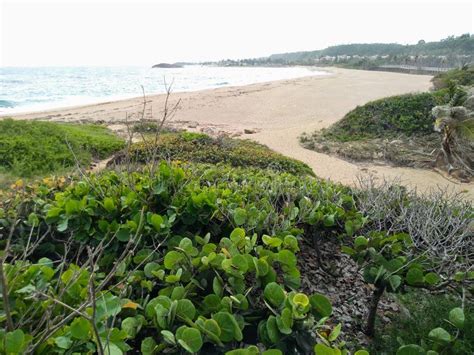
[432,93,474,178]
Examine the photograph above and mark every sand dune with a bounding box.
[7,67,473,199]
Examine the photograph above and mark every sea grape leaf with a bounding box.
[177,327,203,353]
[213,312,243,342]
[310,293,333,317]
[448,307,465,329]
[70,317,91,340]
[264,282,286,308]
[428,327,451,344]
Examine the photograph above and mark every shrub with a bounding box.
[0,119,125,177]
[110,132,314,176]
[0,162,364,354]
[432,65,474,90]
[319,93,443,141]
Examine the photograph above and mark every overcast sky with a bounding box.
[1,0,473,66]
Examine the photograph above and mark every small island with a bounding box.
[152,62,184,68]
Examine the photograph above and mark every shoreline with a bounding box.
[4,67,473,200]
[0,65,328,117]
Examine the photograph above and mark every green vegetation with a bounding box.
[315,92,444,141]
[432,65,474,90]
[112,131,314,176]
[217,34,474,68]
[0,119,124,179]
[372,291,473,354]
[299,75,474,173]
[0,117,472,353]
[0,162,362,354]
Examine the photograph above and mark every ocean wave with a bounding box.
[0,99,16,108]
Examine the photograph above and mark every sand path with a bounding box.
[7,67,473,199]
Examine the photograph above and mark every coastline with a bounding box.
[5,67,473,199]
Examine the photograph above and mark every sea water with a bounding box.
[0,65,327,114]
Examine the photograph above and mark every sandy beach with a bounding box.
[6,67,473,199]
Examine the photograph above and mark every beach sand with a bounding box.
[6,67,473,199]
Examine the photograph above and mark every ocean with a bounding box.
[0,65,327,114]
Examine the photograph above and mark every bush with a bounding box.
[432,65,474,90]
[110,131,314,176]
[0,119,125,178]
[319,93,443,141]
[0,162,363,354]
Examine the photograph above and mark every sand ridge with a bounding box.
[6,67,473,200]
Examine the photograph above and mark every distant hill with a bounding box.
[217,34,474,70]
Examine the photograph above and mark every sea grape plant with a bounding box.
[396,306,468,355]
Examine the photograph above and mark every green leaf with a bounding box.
[230,228,246,244]
[176,327,203,353]
[292,293,309,308]
[213,312,243,342]
[276,307,293,335]
[70,317,91,340]
[388,275,402,291]
[213,276,223,297]
[176,299,196,320]
[141,337,157,355]
[54,336,72,349]
[448,307,465,329]
[121,317,139,338]
[277,250,297,268]
[328,323,341,342]
[254,258,269,277]
[204,319,222,338]
[264,282,286,308]
[5,329,25,354]
[116,228,130,242]
[406,268,424,285]
[144,262,161,278]
[103,197,116,212]
[310,293,333,317]
[96,293,122,320]
[161,330,176,345]
[234,208,247,226]
[354,351,370,355]
[396,344,426,355]
[424,272,441,286]
[164,250,183,269]
[266,316,281,343]
[428,327,451,344]
[226,346,260,355]
[314,343,339,355]
[232,254,249,273]
[150,214,164,231]
[263,350,283,355]
[354,236,368,249]
[262,235,283,248]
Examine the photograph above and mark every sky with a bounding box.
[1,0,473,66]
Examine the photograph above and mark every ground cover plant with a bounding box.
[0,161,367,354]
[1,107,472,354]
[0,119,125,179]
[110,131,314,176]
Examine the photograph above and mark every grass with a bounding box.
[111,131,315,176]
[372,290,474,354]
[0,119,124,182]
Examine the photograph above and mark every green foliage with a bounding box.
[319,93,443,141]
[432,65,474,90]
[112,131,314,176]
[0,119,124,178]
[371,291,474,355]
[0,161,364,354]
[396,306,471,355]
